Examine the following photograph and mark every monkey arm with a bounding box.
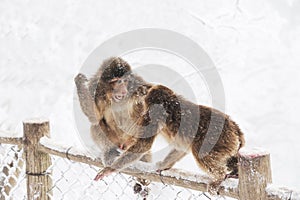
[94,136,156,181]
[102,148,120,166]
[75,73,100,124]
[111,136,155,169]
[156,148,187,170]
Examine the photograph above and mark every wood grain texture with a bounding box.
[238,148,272,200]
[23,119,52,200]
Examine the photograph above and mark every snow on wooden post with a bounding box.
[23,119,52,200]
[238,148,272,200]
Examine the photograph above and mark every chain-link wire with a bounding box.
[47,156,237,200]
[0,144,26,200]
[0,145,236,200]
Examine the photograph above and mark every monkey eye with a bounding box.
[109,78,119,84]
[117,80,122,84]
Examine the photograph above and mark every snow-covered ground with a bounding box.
[1,0,300,194]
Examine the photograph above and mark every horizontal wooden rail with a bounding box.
[2,122,300,200]
[0,130,22,145]
[267,185,300,200]
[38,137,239,199]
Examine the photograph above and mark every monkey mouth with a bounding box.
[113,94,126,102]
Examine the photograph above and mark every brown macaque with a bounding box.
[75,57,245,193]
[75,59,149,162]
[75,57,152,188]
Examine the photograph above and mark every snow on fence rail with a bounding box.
[0,118,300,200]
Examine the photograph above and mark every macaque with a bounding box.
[75,62,150,162]
[75,73,121,166]
[75,57,245,193]
[74,57,152,186]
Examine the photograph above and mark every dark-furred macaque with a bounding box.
[75,57,245,193]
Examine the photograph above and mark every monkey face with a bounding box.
[109,77,129,102]
[98,57,133,102]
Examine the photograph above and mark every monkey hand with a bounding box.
[74,73,88,85]
[94,167,116,181]
[207,180,222,195]
[155,161,172,173]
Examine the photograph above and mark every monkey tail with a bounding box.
[229,120,245,149]
[238,133,245,149]
[226,121,245,177]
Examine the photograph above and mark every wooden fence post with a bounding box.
[23,119,52,200]
[238,148,272,200]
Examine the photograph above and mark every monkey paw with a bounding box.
[155,161,172,173]
[133,182,150,199]
[225,173,238,179]
[94,167,115,181]
[207,180,222,196]
[74,73,88,84]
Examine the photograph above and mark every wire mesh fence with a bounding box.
[0,144,236,200]
[0,144,26,200]
[1,137,299,200]
[47,155,234,200]
[2,121,297,200]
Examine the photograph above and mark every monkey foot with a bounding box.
[207,185,220,196]
[133,182,150,199]
[134,183,143,194]
[207,180,222,196]
[94,167,115,181]
[156,167,171,174]
[137,178,151,186]
[225,174,238,179]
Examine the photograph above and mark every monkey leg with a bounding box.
[191,148,229,195]
[156,148,187,171]
[136,151,152,186]
[104,136,155,173]
[140,151,152,163]
[133,152,152,198]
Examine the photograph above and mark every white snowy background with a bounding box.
[1,0,300,197]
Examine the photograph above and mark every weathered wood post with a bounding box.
[238,148,272,200]
[23,119,52,200]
